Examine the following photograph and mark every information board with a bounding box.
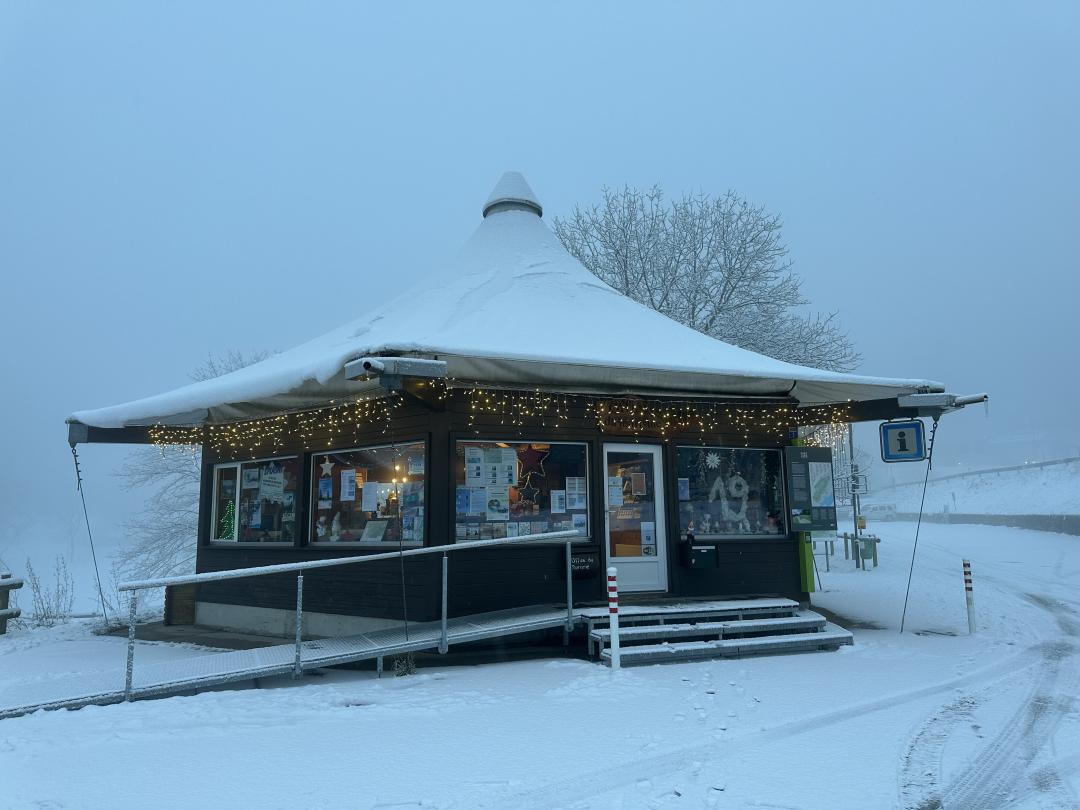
[783,446,838,532]
[880,420,927,462]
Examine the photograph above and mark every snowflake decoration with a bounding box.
[705,451,721,469]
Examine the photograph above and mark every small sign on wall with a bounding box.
[880,420,927,463]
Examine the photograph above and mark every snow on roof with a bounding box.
[71,171,943,429]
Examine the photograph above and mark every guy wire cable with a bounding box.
[71,445,112,625]
[900,417,940,634]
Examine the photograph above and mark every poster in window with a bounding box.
[677,478,690,501]
[340,469,356,502]
[455,486,470,514]
[550,489,566,513]
[259,464,285,503]
[242,469,261,489]
[468,487,487,515]
[607,476,624,507]
[631,473,647,496]
[506,521,519,537]
[318,478,333,500]
[249,502,262,530]
[641,520,656,548]
[465,447,484,485]
[486,487,510,521]
[572,513,587,533]
[408,455,425,475]
[361,482,379,512]
[566,476,587,510]
[220,478,236,499]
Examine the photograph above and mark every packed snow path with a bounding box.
[1,522,1077,809]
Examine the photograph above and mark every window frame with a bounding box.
[208,455,301,547]
[673,445,788,541]
[452,437,593,544]
[307,438,429,548]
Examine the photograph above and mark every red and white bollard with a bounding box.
[607,566,621,670]
[963,559,976,635]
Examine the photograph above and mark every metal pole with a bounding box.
[848,423,860,540]
[872,537,879,568]
[293,574,304,679]
[124,593,137,700]
[607,567,621,671]
[564,540,574,643]
[843,532,850,560]
[439,553,449,654]
[963,560,975,634]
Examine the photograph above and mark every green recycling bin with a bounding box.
[860,536,877,567]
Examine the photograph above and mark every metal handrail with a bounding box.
[117,529,587,699]
[118,529,585,591]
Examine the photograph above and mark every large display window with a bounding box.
[675,447,785,538]
[211,457,300,543]
[310,441,425,545]
[454,440,589,541]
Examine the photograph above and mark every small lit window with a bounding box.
[211,457,300,543]
[674,447,784,538]
[310,442,426,545]
[454,441,589,542]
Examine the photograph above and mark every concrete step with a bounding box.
[599,623,854,667]
[590,613,827,648]
[581,600,800,632]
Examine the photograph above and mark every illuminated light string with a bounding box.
[147,378,852,456]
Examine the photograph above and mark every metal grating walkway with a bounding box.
[0,605,572,720]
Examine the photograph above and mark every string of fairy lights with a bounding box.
[147,377,853,457]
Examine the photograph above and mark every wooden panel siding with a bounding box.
[194,391,807,619]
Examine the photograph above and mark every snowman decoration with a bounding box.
[707,453,751,533]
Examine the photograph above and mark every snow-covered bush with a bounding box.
[24,556,75,627]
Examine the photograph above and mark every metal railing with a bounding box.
[0,572,23,634]
[116,529,585,699]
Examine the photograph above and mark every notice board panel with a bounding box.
[784,446,837,532]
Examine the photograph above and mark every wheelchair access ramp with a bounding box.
[0,605,571,720]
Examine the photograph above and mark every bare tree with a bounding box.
[553,186,859,372]
[112,351,269,583]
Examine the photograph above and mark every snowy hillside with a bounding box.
[865,458,1080,516]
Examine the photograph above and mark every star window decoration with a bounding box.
[319,457,335,477]
[705,451,721,469]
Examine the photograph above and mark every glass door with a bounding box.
[603,443,668,592]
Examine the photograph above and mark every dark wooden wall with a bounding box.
[195,391,804,622]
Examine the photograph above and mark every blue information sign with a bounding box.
[880,420,926,463]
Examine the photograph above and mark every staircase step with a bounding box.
[585,606,797,631]
[590,614,826,646]
[599,623,854,667]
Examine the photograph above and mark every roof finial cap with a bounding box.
[482,171,543,218]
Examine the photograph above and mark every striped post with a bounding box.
[607,567,620,671]
[963,560,975,634]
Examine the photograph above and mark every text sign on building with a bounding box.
[783,446,838,532]
[880,420,927,463]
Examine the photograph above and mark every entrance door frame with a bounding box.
[602,442,669,593]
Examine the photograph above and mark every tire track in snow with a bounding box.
[498,646,1043,810]
[917,594,1080,810]
[898,693,978,809]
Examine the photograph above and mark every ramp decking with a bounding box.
[0,605,571,720]
[1,598,851,719]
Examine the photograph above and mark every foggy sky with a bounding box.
[2,2,1078,572]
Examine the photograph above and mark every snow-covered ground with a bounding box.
[1,522,1078,809]
[866,458,1080,516]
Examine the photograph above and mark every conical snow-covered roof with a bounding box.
[71,172,942,429]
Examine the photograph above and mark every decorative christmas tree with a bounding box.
[218,500,235,540]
